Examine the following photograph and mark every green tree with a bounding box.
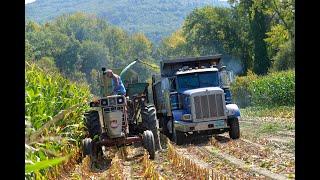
[80,40,111,79]
[251,1,271,75]
[54,35,82,77]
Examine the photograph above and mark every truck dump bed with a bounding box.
[160,54,222,77]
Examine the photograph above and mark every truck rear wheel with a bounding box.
[143,130,155,159]
[84,110,102,139]
[142,105,162,150]
[228,118,240,139]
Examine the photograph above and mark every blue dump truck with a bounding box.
[151,55,241,145]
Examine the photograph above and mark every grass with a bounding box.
[258,123,283,134]
[240,106,295,119]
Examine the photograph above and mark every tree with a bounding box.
[251,1,271,75]
[157,29,188,59]
[264,0,295,71]
[80,40,111,79]
[54,35,82,78]
[25,39,34,61]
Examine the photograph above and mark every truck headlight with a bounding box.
[182,114,192,121]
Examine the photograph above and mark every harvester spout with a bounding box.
[120,60,138,79]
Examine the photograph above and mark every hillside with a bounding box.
[25,0,229,43]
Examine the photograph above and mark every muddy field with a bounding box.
[61,116,295,180]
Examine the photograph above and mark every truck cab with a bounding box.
[152,55,240,144]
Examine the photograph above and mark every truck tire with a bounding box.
[82,138,93,156]
[228,118,240,139]
[172,128,185,145]
[143,130,156,159]
[142,105,162,150]
[160,116,170,136]
[84,110,102,139]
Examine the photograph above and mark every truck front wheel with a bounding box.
[228,118,240,139]
[172,128,186,145]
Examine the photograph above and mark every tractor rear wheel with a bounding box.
[84,110,102,139]
[143,130,156,159]
[142,105,162,150]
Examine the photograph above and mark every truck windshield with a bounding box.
[177,71,219,91]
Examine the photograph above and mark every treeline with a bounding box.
[26,0,229,42]
[26,0,295,95]
[26,13,158,95]
[157,0,295,75]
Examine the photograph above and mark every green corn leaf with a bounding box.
[25,155,69,173]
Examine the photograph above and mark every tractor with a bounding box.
[82,61,161,160]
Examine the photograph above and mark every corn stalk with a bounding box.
[166,138,229,180]
[142,150,164,180]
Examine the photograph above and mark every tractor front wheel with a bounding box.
[143,130,156,160]
[82,138,93,156]
[84,110,102,139]
[142,104,162,150]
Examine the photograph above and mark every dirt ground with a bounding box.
[62,116,295,180]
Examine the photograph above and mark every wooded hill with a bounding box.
[25,0,229,42]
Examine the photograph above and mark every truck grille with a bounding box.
[193,93,225,121]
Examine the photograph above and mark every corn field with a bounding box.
[231,70,295,108]
[25,61,91,179]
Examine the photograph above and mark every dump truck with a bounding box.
[82,61,161,160]
[151,55,241,145]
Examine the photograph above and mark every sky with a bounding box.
[25,0,36,4]
[25,0,228,4]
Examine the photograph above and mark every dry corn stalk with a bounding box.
[104,152,124,180]
[142,150,165,180]
[46,147,81,179]
[167,139,230,180]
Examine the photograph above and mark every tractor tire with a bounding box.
[172,128,185,145]
[82,138,93,156]
[142,105,162,150]
[84,110,102,139]
[228,118,240,139]
[143,130,156,160]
